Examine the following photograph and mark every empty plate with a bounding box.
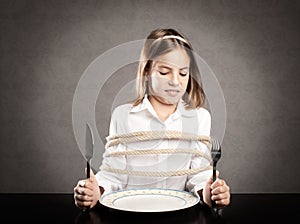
[100,188,199,212]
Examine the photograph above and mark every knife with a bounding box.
[85,123,94,179]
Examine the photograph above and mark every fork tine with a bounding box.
[214,137,220,151]
[212,136,217,151]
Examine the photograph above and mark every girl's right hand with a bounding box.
[73,169,102,209]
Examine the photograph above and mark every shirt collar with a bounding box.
[130,95,197,118]
[176,99,198,118]
[130,95,153,113]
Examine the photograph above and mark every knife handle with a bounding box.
[86,161,90,179]
[84,161,91,213]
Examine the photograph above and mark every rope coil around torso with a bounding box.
[102,166,213,177]
[101,130,213,177]
[105,130,211,148]
[105,148,212,163]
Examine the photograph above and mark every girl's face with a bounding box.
[148,48,190,105]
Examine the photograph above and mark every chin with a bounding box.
[163,97,181,105]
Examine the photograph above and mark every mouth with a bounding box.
[165,89,181,97]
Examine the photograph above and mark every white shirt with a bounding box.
[95,96,212,196]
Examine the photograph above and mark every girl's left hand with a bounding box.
[201,170,231,207]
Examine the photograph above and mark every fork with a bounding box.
[211,136,222,214]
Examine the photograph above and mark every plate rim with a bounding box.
[100,188,200,212]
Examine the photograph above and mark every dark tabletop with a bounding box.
[0,193,299,224]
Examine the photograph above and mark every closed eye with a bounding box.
[159,72,169,75]
[180,73,188,77]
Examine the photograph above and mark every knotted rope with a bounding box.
[101,131,213,177]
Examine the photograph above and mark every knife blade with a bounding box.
[85,123,94,179]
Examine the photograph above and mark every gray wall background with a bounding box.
[0,0,299,193]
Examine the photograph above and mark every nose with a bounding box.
[169,73,180,86]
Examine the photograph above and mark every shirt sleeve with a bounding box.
[95,107,128,195]
[185,108,212,197]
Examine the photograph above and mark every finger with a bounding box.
[77,178,94,192]
[211,178,226,189]
[75,196,93,208]
[74,186,87,196]
[74,190,94,202]
[78,180,85,187]
[83,179,96,191]
[212,170,220,178]
[74,181,85,193]
[212,184,230,195]
[75,200,90,209]
[214,197,230,206]
[74,180,94,195]
[76,193,93,202]
[74,180,85,190]
[76,180,91,192]
[89,168,96,182]
[85,168,96,182]
[211,191,231,201]
[80,186,95,197]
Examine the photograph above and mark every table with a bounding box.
[0,193,299,223]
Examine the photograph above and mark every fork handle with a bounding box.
[213,162,217,182]
[211,162,218,214]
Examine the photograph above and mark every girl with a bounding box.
[74,28,230,209]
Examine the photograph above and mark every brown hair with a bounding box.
[133,28,205,109]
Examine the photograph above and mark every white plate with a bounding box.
[100,188,199,212]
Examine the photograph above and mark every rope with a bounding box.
[101,165,212,177]
[106,130,211,148]
[102,130,212,177]
[106,148,212,163]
